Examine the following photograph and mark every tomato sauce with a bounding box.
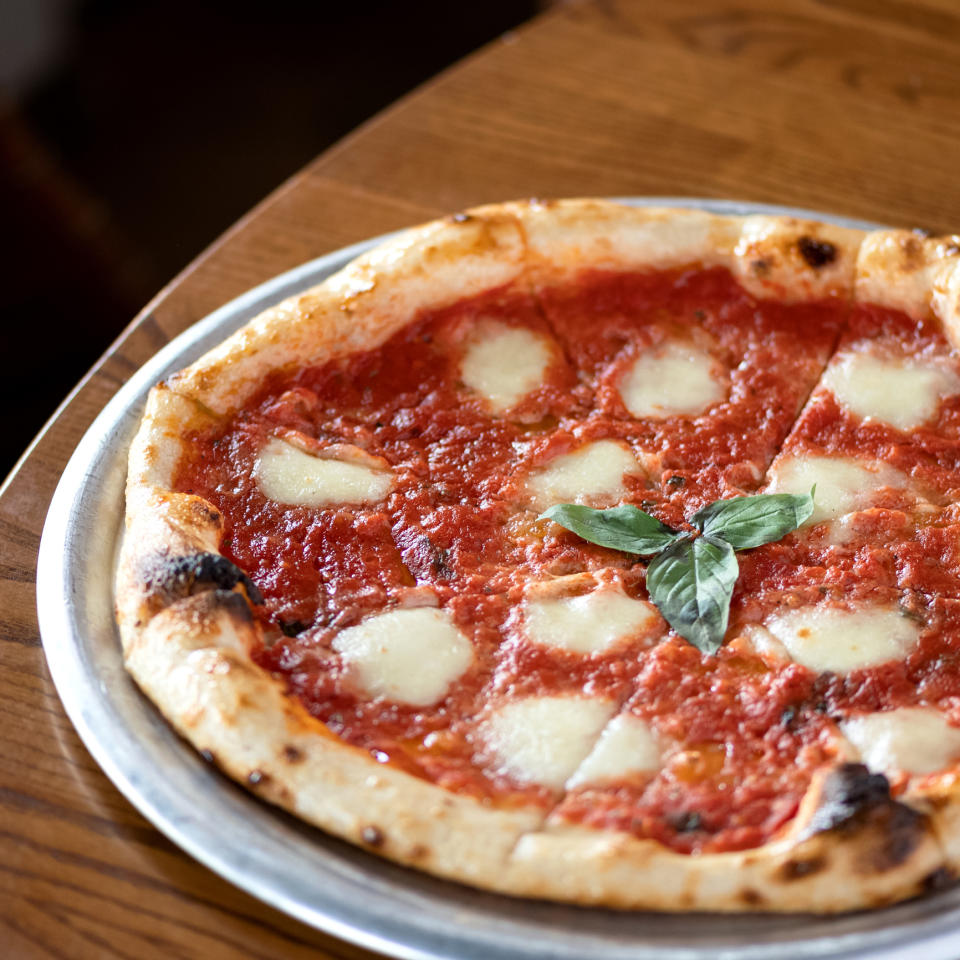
[174,269,960,854]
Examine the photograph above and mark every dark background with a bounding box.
[0,0,540,480]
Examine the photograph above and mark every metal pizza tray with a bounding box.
[36,199,960,960]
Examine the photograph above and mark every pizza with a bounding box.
[116,199,960,912]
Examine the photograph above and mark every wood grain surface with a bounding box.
[6,0,960,956]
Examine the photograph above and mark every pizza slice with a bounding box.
[517,200,860,507]
[744,230,960,599]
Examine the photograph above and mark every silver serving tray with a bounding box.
[37,199,960,960]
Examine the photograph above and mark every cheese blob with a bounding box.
[618,341,727,419]
[481,695,616,789]
[523,584,660,654]
[764,605,920,674]
[765,454,910,524]
[566,713,661,788]
[822,351,960,431]
[460,321,553,412]
[840,707,960,776]
[527,440,644,509]
[332,607,473,706]
[253,437,393,507]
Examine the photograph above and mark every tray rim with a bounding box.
[37,197,960,960]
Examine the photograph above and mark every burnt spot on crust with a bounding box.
[408,843,429,861]
[805,763,893,835]
[215,590,257,626]
[282,744,304,764]
[923,867,956,892]
[797,236,837,269]
[361,825,386,848]
[803,763,928,872]
[750,258,772,277]
[148,551,264,606]
[899,234,925,269]
[739,888,765,907]
[778,855,827,881]
[197,501,222,527]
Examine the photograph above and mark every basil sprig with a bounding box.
[540,489,814,655]
[539,503,684,555]
[690,492,816,550]
[646,536,738,655]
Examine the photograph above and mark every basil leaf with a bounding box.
[646,535,738,655]
[540,503,684,556]
[689,489,815,551]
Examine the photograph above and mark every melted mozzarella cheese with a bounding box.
[566,714,661,788]
[254,438,393,507]
[527,440,644,509]
[460,321,553,412]
[735,623,790,663]
[765,454,909,524]
[822,352,960,431]
[332,607,473,706]
[481,695,616,789]
[765,605,920,674]
[618,341,727,419]
[840,707,960,776]
[523,584,660,654]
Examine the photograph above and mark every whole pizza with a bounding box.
[116,199,960,912]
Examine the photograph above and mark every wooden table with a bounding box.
[6,0,960,956]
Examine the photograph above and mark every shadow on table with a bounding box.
[0,0,540,479]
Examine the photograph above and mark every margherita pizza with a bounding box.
[116,199,960,912]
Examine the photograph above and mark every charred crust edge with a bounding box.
[148,551,264,606]
[923,866,956,892]
[804,763,892,836]
[802,763,928,872]
[214,590,256,625]
[797,236,837,268]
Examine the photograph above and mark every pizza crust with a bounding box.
[118,386,228,633]
[855,230,960,361]
[125,590,546,885]
[168,207,528,416]
[116,199,960,912]
[510,198,862,302]
[505,765,943,912]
